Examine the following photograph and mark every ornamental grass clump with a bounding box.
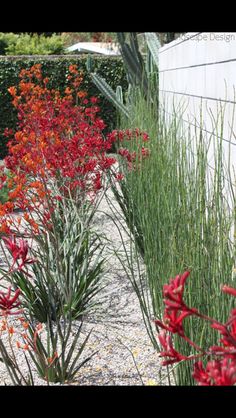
[0,193,98,385]
[0,285,95,385]
[107,87,236,385]
[0,195,107,322]
[106,127,150,259]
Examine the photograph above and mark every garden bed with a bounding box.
[0,187,170,386]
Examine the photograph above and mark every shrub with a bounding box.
[0,33,17,55]
[0,63,118,321]
[0,33,65,56]
[0,56,127,158]
[2,198,107,323]
[0,284,96,385]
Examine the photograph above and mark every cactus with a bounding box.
[86,54,94,72]
[90,72,130,118]
[86,53,130,118]
[144,33,159,106]
[117,32,149,96]
[146,48,154,76]
[144,32,160,68]
[87,32,160,118]
[116,85,124,104]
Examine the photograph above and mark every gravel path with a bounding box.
[0,187,170,386]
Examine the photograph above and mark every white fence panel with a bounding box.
[159,32,236,206]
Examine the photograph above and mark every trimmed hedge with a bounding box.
[0,55,128,158]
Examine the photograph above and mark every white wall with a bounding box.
[159,32,236,192]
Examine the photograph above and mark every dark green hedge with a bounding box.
[0,55,128,158]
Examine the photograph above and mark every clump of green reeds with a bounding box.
[108,88,236,385]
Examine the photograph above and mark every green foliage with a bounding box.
[0,33,17,55]
[0,33,65,56]
[0,312,96,385]
[117,32,148,95]
[87,33,159,118]
[27,318,95,384]
[1,196,107,323]
[0,185,9,203]
[0,56,128,159]
[145,33,160,68]
[90,72,130,118]
[0,167,14,203]
[110,89,236,385]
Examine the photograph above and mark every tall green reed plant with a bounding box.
[107,88,236,385]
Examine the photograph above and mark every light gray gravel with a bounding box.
[0,185,172,386]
